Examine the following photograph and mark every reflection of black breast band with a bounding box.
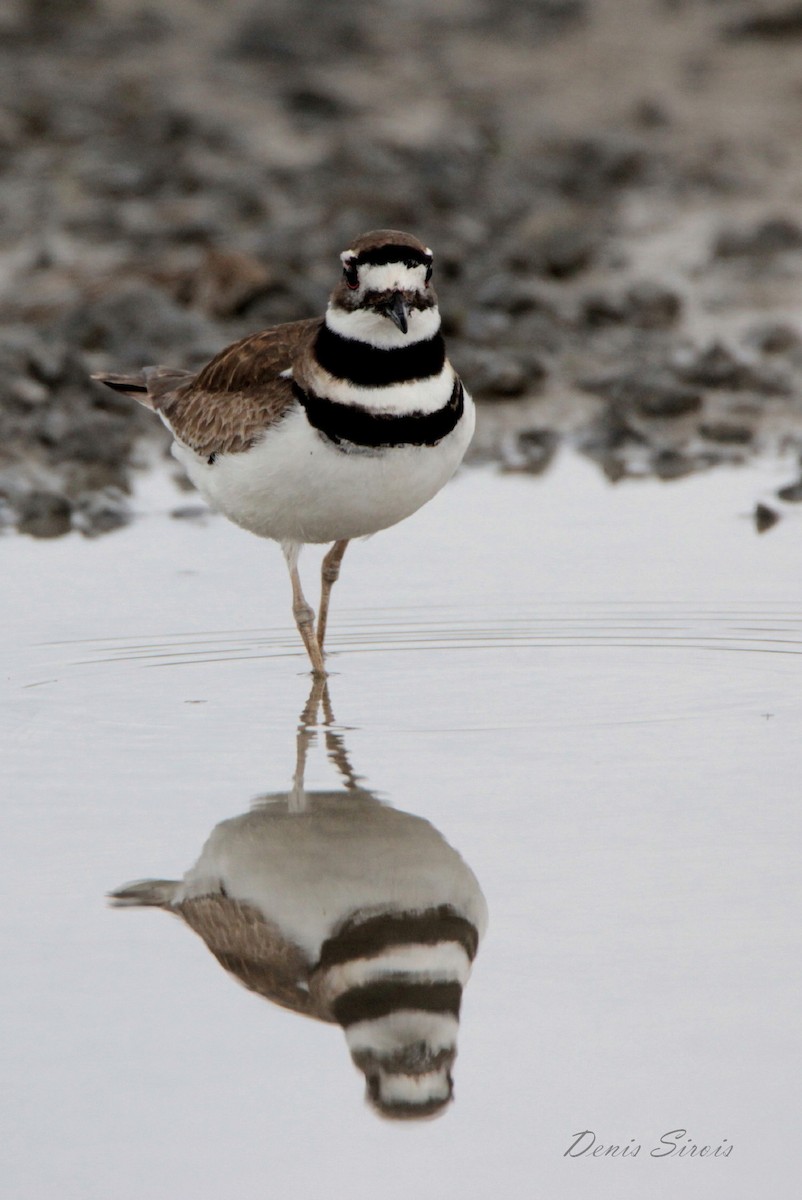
[332,980,463,1027]
[293,378,464,449]
[316,905,479,969]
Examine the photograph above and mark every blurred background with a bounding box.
[3,0,802,536]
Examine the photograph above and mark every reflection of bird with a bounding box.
[111,682,487,1119]
[93,231,474,676]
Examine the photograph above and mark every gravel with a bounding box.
[4,0,802,536]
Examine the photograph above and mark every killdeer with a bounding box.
[93,231,474,675]
[111,682,487,1119]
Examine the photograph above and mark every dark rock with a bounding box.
[600,455,628,483]
[681,53,713,90]
[713,218,802,259]
[229,7,367,63]
[461,309,513,344]
[72,487,131,537]
[575,409,645,458]
[170,504,209,521]
[677,342,789,393]
[8,376,48,406]
[633,98,671,129]
[549,133,648,200]
[26,339,82,387]
[0,320,156,537]
[625,282,682,329]
[17,490,72,538]
[0,105,23,158]
[466,351,532,398]
[652,450,703,481]
[501,429,559,474]
[510,227,598,279]
[471,0,587,39]
[240,283,326,329]
[506,310,565,357]
[746,322,801,355]
[45,412,134,467]
[755,502,781,533]
[698,421,754,445]
[63,462,130,497]
[163,248,274,319]
[475,274,559,317]
[724,6,802,40]
[0,497,16,531]
[94,7,174,49]
[285,87,349,120]
[18,0,97,41]
[580,370,703,417]
[228,17,297,62]
[777,479,802,502]
[171,471,197,493]
[60,283,220,368]
[580,291,628,327]
[580,283,681,330]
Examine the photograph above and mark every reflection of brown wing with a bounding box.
[158,317,321,457]
[176,894,335,1022]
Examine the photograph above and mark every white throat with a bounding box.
[325,302,441,349]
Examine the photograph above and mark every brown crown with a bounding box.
[343,230,431,261]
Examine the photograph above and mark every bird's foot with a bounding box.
[293,600,327,676]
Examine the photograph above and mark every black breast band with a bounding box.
[314,324,445,387]
[293,377,464,449]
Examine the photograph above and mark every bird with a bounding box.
[92,230,474,675]
[110,680,488,1119]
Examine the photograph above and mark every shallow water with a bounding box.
[3,453,801,1198]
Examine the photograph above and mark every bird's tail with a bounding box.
[91,366,195,408]
[91,370,154,405]
[108,878,180,907]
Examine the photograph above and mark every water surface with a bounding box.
[3,454,800,1198]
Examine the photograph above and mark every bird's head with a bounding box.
[346,1014,458,1120]
[329,230,438,345]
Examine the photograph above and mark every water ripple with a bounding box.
[44,602,802,668]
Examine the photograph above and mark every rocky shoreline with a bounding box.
[3,0,802,536]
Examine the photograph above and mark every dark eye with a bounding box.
[344,261,359,289]
[425,263,433,285]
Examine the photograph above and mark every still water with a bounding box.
[3,454,800,1198]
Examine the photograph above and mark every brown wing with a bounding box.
[160,317,322,457]
[176,894,335,1022]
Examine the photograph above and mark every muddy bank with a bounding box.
[3,0,802,536]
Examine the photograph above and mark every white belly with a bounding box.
[172,396,475,544]
[176,790,489,962]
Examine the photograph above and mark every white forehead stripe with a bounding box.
[359,263,428,292]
